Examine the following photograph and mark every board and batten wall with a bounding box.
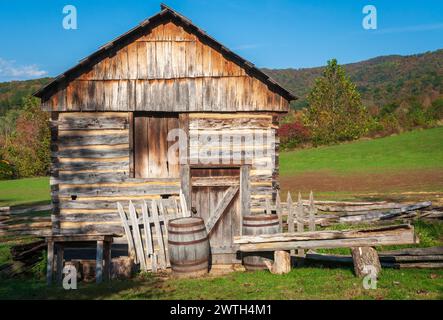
[41,21,288,113]
[50,111,279,235]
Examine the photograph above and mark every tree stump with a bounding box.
[264,251,291,275]
[351,247,381,278]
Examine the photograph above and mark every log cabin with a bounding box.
[34,4,296,266]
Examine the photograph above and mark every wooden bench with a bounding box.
[44,234,118,285]
[234,224,418,276]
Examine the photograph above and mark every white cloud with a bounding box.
[0,58,47,81]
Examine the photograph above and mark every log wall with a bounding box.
[51,112,279,235]
[188,113,279,213]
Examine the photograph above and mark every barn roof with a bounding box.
[34,4,296,103]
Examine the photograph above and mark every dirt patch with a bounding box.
[279,169,443,196]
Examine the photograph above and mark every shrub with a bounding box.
[278,119,311,149]
[0,159,15,180]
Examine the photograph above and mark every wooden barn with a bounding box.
[34,5,295,267]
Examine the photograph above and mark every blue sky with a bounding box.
[0,0,442,82]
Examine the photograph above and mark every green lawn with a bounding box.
[0,268,442,300]
[280,127,443,175]
[0,177,50,207]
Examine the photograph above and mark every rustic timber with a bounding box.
[234,224,418,252]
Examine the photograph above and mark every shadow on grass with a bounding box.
[0,274,165,300]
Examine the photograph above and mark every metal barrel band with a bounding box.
[170,257,208,267]
[243,215,278,221]
[167,227,207,235]
[168,236,209,246]
[243,222,280,227]
[168,220,204,228]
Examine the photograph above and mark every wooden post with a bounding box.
[180,164,191,212]
[276,192,282,232]
[56,244,64,284]
[240,165,251,236]
[46,240,54,285]
[96,240,104,284]
[296,192,305,257]
[264,251,291,275]
[286,192,294,256]
[309,191,316,232]
[128,112,135,178]
[103,241,111,281]
[351,247,381,278]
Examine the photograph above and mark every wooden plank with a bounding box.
[141,201,157,272]
[151,200,167,269]
[378,247,443,256]
[240,165,250,233]
[205,186,239,234]
[296,192,304,256]
[128,201,147,271]
[117,202,136,262]
[235,225,417,252]
[128,112,134,177]
[276,192,282,231]
[180,164,191,212]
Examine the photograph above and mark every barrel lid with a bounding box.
[168,217,204,228]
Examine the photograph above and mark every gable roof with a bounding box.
[34,4,296,103]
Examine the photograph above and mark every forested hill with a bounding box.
[0,49,442,113]
[0,78,52,115]
[263,49,443,109]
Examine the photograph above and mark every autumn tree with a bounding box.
[304,59,370,145]
[1,96,50,177]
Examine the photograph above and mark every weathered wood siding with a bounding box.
[188,113,279,213]
[51,112,180,235]
[41,22,289,113]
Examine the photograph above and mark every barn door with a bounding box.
[191,168,241,265]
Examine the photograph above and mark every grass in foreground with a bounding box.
[0,177,50,207]
[280,127,443,175]
[0,268,442,300]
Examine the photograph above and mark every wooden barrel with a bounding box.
[167,217,210,278]
[242,214,280,271]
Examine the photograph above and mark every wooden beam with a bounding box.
[240,165,250,236]
[205,186,239,234]
[234,225,417,252]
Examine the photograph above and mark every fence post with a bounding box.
[276,192,283,232]
[309,191,316,232]
[287,192,294,256]
[297,192,305,257]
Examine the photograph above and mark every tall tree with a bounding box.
[304,59,369,145]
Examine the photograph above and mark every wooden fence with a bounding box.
[117,192,190,272]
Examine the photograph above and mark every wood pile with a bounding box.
[305,246,443,269]
[0,240,46,277]
[234,224,417,252]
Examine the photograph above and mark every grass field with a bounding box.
[0,127,442,300]
[0,268,442,300]
[280,127,443,175]
[279,127,443,198]
[0,177,50,207]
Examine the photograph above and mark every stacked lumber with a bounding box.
[305,247,443,269]
[0,240,46,277]
[234,224,417,252]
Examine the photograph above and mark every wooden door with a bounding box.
[191,168,240,265]
[133,113,179,178]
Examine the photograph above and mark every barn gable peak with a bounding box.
[35,4,296,112]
